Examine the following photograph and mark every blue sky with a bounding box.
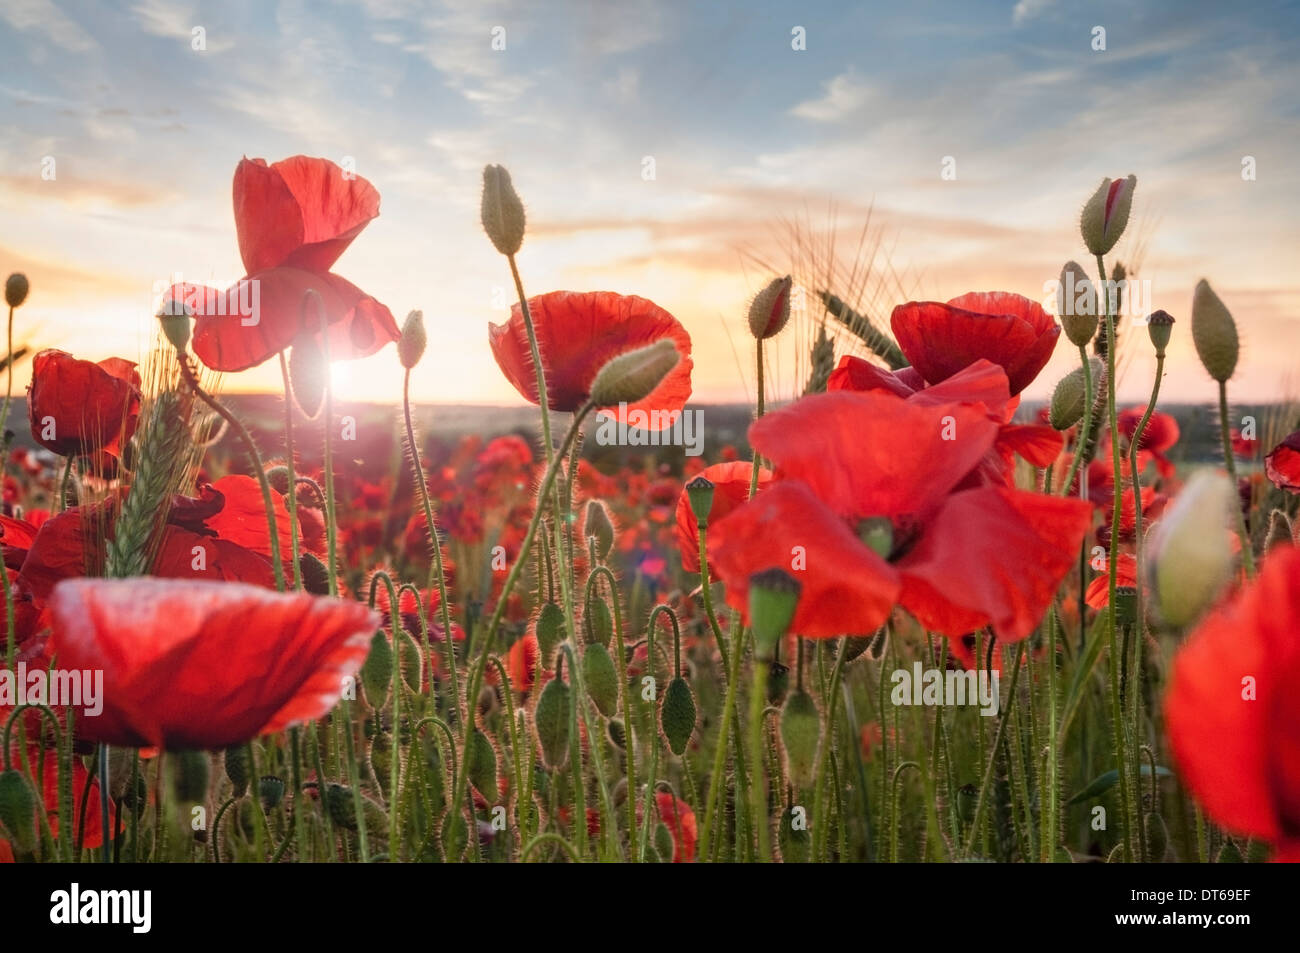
[2,0,1298,405]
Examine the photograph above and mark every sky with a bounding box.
[1,0,1298,408]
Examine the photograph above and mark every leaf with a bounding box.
[1067,765,1171,805]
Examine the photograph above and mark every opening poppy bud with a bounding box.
[748,275,793,340]
[173,750,211,803]
[398,309,426,369]
[5,273,29,309]
[1048,362,1095,431]
[157,298,192,351]
[481,164,526,256]
[856,517,893,559]
[748,567,801,660]
[1146,309,1175,357]
[534,675,571,770]
[288,337,327,419]
[1080,174,1136,256]
[584,500,615,559]
[583,643,619,717]
[1265,508,1293,553]
[587,338,680,409]
[685,475,715,525]
[1057,261,1098,347]
[1191,279,1238,382]
[780,688,822,788]
[659,675,696,756]
[0,768,39,853]
[1145,470,1236,629]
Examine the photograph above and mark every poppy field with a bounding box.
[0,154,1297,871]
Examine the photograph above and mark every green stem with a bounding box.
[1218,380,1256,577]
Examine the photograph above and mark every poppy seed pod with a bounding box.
[748,567,801,660]
[1146,309,1175,357]
[1080,174,1136,256]
[4,273,28,309]
[1191,279,1239,382]
[748,275,793,340]
[398,309,426,369]
[587,338,680,408]
[685,475,715,525]
[1145,470,1237,629]
[481,164,525,256]
[224,745,250,795]
[1057,261,1098,347]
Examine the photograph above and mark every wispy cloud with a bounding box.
[790,71,873,122]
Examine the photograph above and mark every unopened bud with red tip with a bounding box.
[481,164,526,256]
[1146,309,1175,357]
[748,567,801,660]
[1191,279,1238,382]
[584,499,614,559]
[685,475,715,525]
[588,339,679,408]
[748,275,792,340]
[5,273,29,309]
[398,309,426,369]
[157,298,192,351]
[1080,174,1136,256]
[1057,261,1098,347]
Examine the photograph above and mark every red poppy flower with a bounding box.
[675,461,770,575]
[890,292,1060,396]
[829,356,1063,484]
[1084,552,1139,609]
[166,156,397,372]
[708,390,1092,641]
[635,792,697,862]
[1118,407,1180,479]
[1232,428,1260,460]
[488,291,693,424]
[1266,431,1300,493]
[27,350,141,458]
[1164,545,1300,861]
[48,578,377,749]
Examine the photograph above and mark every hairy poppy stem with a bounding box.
[963,642,1023,856]
[2,304,17,672]
[278,352,303,591]
[1218,380,1256,577]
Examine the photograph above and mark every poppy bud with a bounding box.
[584,500,614,559]
[587,339,680,409]
[1080,174,1136,256]
[4,273,28,309]
[288,337,327,419]
[0,768,38,852]
[481,164,526,256]
[779,804,812,862]
[466,730,498,800]
[266,465,291,496]
[748,275,793,340]
[583,642,619,717]
[534,675,571,770]
[1146,309,1175,357]
[1265,509,1293,553]
[660,676,696,756]
[654,822,675,861]
[780,688,821,788]
[1057,261,1098,347]
[582,596,613,647]
[173,750,211,803]
[607,718,626,750]
[1145,470,1236,629]
[841,635,873,664]
[299,552,332,595]
[324,783,358,830]
[398,309,426,369]
[224,745,250,795]
[1216,840,1243,863]
[259,775,285,811]
[535,602,565,667]
[1191,279,1238,382]
[1145,811,1169,861]
[361,630,393,709]
[157,298,192,351]
[685,475,715,526]
[748,568,801,661]
[1049,363,1087,430]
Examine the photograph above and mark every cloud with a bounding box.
[0,0,97,52]
[790,71,873,122]
[1012,0,1055,25]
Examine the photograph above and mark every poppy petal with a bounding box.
[1265,431,1300,493]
